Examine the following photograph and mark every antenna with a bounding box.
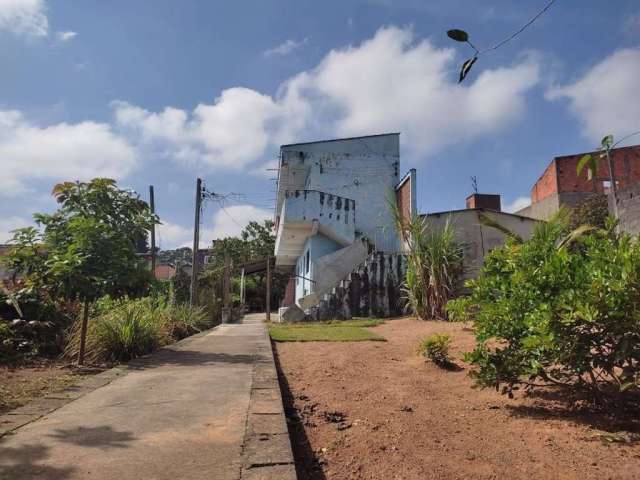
[471,176,478,194]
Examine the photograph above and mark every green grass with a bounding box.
[268,319,385,342]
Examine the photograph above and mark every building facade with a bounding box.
[517,144,640,220]
[274,133,413,312]
[425,194,539,281]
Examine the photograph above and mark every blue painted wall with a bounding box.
[294,234,341,301]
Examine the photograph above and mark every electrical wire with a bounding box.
[480,0,556,55]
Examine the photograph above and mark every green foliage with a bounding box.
[3,178,157,302]
[570,194,609,230]
[393,206,463,320]
[450,212,640,405]
[65,296,211,363]
[0,288,72,362]
[200,220,287,312]
[417,333,453,366]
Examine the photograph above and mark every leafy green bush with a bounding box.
[448,212,640,406]
[417,333,452,366]
[0,288,72,362]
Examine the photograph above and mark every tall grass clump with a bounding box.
[65,296,211,363]
[392,200,463,320]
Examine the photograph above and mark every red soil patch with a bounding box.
[0,361,92,415]
[274,317,640,480]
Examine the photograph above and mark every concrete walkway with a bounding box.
[0,314,293,480]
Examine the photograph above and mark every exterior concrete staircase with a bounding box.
[306,249,407,321]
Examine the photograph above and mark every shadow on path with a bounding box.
[272,342,327,480]
[127,350,255,370]
[48,425,136,449]
[0,438,74,480]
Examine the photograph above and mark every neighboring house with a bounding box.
[154,264,176,281]
[274,133,414,315]
[424,194,539,280]
[517,144,640,220]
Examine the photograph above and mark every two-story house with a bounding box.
[274,133,414,317]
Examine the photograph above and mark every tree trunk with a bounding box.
[77,300,90,366]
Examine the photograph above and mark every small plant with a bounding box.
[418,333,453,366]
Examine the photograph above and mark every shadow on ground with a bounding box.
[506,387,640,436]
[0,424,136,479]
[127,350,255,370]
[48,425,136,449]
[272,342,327,480]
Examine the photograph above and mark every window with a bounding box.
[305,250,310,274]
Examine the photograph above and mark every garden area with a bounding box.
[0,178,266,416]
[271,206,640,479]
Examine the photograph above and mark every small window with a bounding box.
[305,250,310,274]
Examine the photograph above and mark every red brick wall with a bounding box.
[282,276,295,307]
[531,160,558,203]
[396,178,412,224]
[531,145,640,202]
[556,145,640,195]
[466,194,501,211]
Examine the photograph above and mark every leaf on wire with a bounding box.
[447,29,469,42]
[459,56,478,83]
[601,134,614,150]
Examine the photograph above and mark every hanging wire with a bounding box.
[480,0,557,54]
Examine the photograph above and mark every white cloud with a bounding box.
[156,220,192,250]
[286,27,540,157]
[0,215,31,243]
[504,196,530,213]
[263,37,308,57]
[546,48,640,142]
[0,0,48,36]
[115,26,540,173]
[56,30,76,42]
[207,205,272,240]
[113,88,282,169]
[0,110,138,196]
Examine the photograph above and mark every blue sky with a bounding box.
[1,0,639,248]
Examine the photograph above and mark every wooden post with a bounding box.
[266,255,271,322]
[240,267,245,305]
[149,185,156,277]
[222,255,231,323]
[190,178,202,307]
[77,300,90,366]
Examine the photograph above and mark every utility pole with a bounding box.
[240,267,245,306]
[190,178,202,308]
[266,255,271,322]
[222,255,231,323]
[149,185,156,278]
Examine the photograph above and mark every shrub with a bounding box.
[393,209,463,320]
[64,296,213,363]
[448,212,640,406]
[417,333,452,366]
[159,303,209,340]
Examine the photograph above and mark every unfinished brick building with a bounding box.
[517,144,640,220]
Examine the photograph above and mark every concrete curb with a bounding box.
[240,330,297,480]
[0,323,223,438]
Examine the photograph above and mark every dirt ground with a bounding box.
[0,361,93,415]
[273,317,640,480]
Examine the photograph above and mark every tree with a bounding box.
[4,178,157,365]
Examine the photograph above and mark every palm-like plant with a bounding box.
[392,201,463,320]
